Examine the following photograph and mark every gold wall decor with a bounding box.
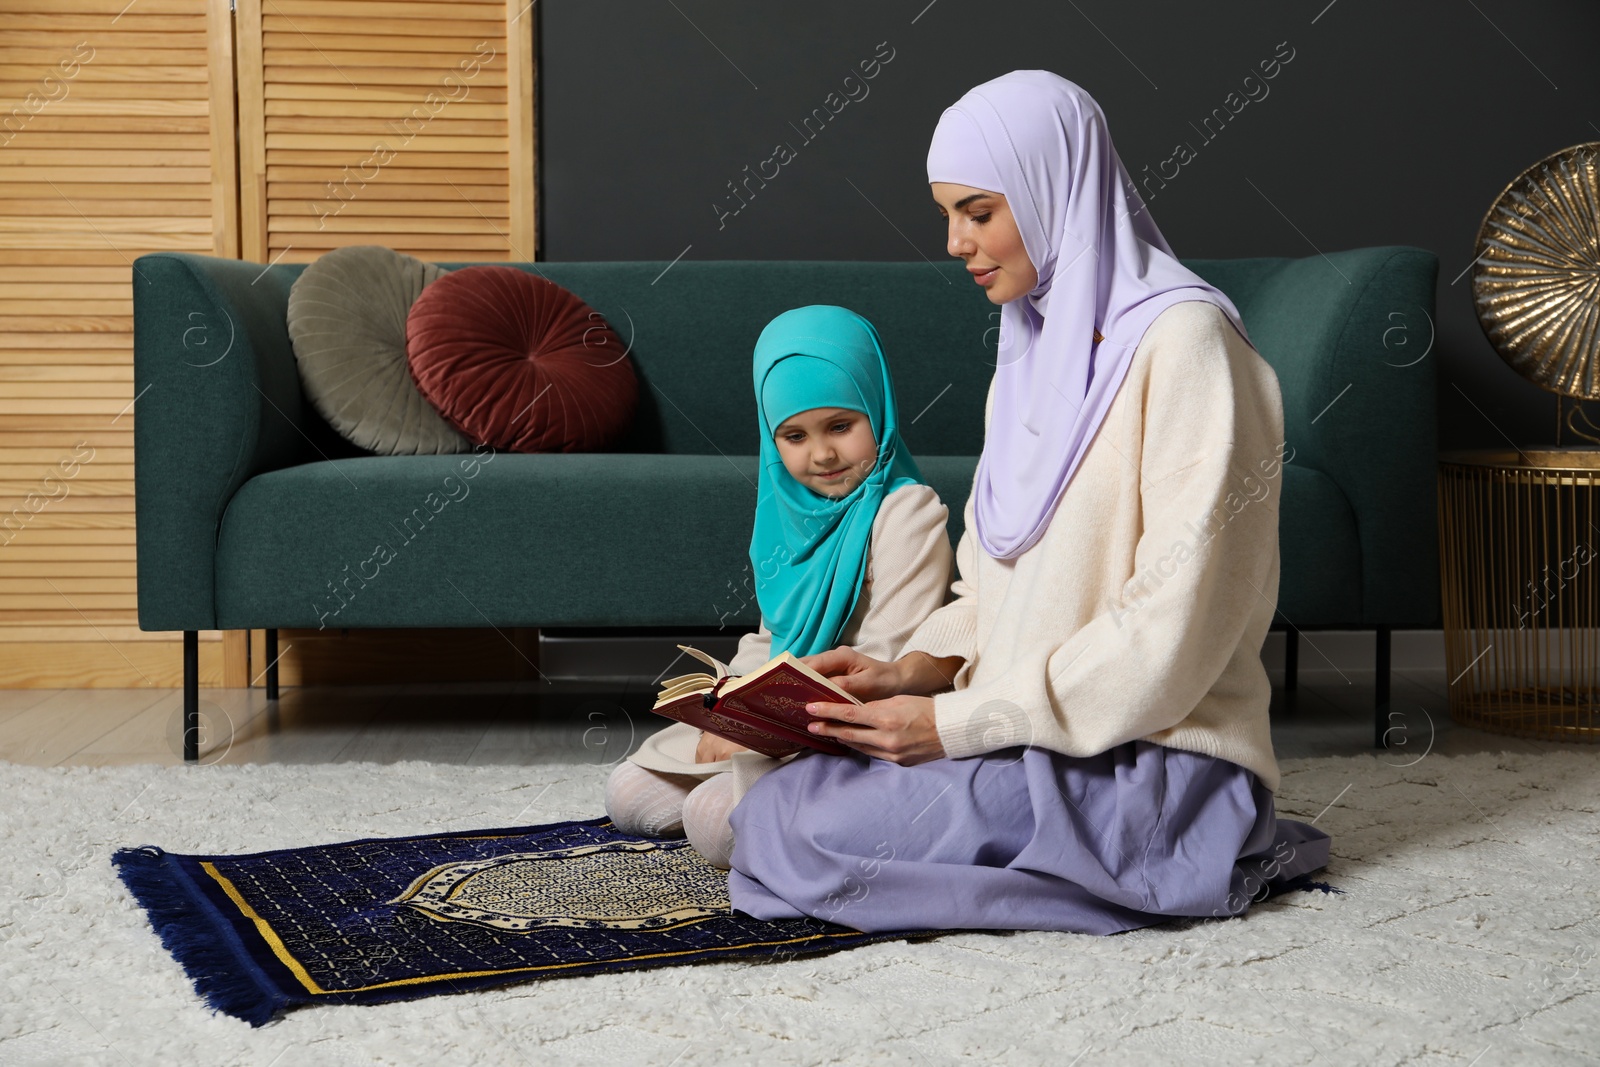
[1442,144,1600,741]
[1470,141,1600,400]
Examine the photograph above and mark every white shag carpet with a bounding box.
[1,751,1597,1067]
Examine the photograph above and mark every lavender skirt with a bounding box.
[727,741,1331,934]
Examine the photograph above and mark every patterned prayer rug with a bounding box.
[113,817,935,1026]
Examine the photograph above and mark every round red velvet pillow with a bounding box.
[405,266,638,452]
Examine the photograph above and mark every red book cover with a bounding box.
[651,649,859,758]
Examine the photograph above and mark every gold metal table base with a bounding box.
[1439,448,1600,743]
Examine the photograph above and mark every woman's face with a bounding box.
[772,406,878,498]
[930,182,1038,305]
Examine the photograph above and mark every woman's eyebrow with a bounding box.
[934,193,994,212]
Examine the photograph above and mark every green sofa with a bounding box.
[132,247,1441,758]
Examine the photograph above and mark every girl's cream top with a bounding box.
[628,482,956,783]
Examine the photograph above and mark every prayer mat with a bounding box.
[113,817,935,1027]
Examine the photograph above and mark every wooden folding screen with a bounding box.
[0,0,238,688]
[0,0,538,688]
[235,0,536,265]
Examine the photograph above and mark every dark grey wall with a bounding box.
[538,1,1600,451]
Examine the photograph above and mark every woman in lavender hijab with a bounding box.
[725,71,1332,934]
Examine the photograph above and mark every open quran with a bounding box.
[651,645,862,757]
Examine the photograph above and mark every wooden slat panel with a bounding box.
[55,66,210,84]
[0,547,136,561]
[239,0,524,266]
[0,0,538,688]
[266,181,503,200]
[266,1,504,19]
[1,31,204,48]
[265,82,507,103]
[0,0,240,683]
[9,1,204,14]
[0,625,171,641]
[261,15,504,38]
[270,199,508,218]
[0,640,226,689]
[0,472,127,489]
[0,49,208,67]
[0,373,135,387]
[267,215,506,235]
[0,183,214,200]
[264,102,504,120]
[0,217,211,233]
[6,119,212,136]
[0,148,213,164]
[0,317,134,332]
[0,167,214,182]
[264,166,509,184]
[0,562,133,577]
[259,32,496,54]
[0,80,209,100]
[0,14,207,31]
[1,531,136,547]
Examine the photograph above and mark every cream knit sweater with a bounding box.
[900,299,1288,791]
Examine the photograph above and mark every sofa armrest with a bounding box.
[1329,247,1440,627]
[133,252,315,631]
[1270,246,1441,627]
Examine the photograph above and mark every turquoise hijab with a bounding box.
[749,305,926,660]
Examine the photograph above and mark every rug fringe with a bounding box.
[112,846,288,1027]
[1268,873,1345,898]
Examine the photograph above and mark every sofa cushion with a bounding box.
[213,454,979,629]
[285,245,470,456]
[213,450,1359,630]
[405,266,639,453]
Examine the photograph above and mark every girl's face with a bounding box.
[772,406,878,498]
[930,182,1038,305]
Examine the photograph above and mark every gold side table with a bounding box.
[1438,448,1600,741]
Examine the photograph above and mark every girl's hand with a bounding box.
[805,694,945,766]
[695,731,750,763]
[800,645,906,703]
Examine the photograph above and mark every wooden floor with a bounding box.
[0,668,1581,768]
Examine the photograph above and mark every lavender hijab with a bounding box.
[927,71,1254,559]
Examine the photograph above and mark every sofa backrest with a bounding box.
[268,249,1436,468]
[448,259,1000,457]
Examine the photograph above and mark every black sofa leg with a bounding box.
[265,627,280,701]
[1283,625,1298,693]
[183,630,198,763]
[1374,625,1392,748]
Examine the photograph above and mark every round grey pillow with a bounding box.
[286,246,471,455]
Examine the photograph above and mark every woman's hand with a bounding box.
[695,731,750,763]
[804,694,945,766]
[799,646,907,702]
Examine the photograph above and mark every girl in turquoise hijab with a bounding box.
[609,303,953,870]
[749,304,927,659]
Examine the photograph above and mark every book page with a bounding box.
[654,674,715,705]
[676,644,731,679]
[722,650,861,705]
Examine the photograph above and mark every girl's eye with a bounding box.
[832,422,850,433]
[972,212,992,224]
